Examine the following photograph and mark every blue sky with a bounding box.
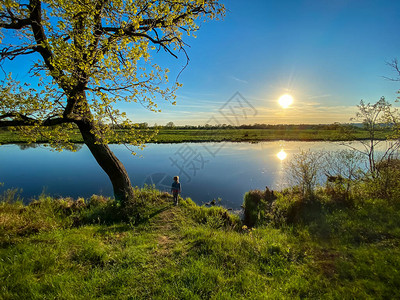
[3,0,400,125]
[138,0,400,125]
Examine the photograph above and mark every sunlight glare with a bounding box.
[277,149,287,161]
[278,94,294,109]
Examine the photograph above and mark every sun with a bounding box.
[278,94,294,109]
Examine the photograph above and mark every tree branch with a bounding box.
[87,0,108,66]
[0,112,37,127]
[100,4,206,59]
[383,59,400,81]
[138,5,206,29]
[28,0,68,88]
[0,112,75,127]
[101,27,179,58]
[127,32,179,58]
[42,117,76,126]
[0,45,39,61]
[0,16,31,29]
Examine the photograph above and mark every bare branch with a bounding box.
[0,45,38,61]
[176,43,190,81]
[128,32,179,58]
[87,83,145,93]
[383,58,400,81]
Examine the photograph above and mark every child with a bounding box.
[171,176,181,206]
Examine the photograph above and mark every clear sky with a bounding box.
[136,0,400,126]
[3,0,400,126]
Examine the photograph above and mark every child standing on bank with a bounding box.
[171,176,181,206]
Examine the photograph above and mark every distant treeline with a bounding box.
[0,122,365,131]
[133,122,361,130]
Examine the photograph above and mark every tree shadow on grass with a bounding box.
[76,201,175,228]
[130,204,173,227]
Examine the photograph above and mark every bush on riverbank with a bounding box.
[1,184,400,299]
[243,156,400,228]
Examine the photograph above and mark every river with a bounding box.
[0,141,370,209]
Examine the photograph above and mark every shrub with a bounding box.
[323,149,365,206]
[183,199,240,229]
[242,187,332,227]
[325,175,354,207]
[269,193,302,225]
[121,186,172,225]
[285,150,325,200]
[372,158,400,201]
[0,196,70,245]
[0,188,23,204]
[242,187,277,227]
[87,195,109,208]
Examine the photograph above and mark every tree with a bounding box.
[323,149,365,202]
[344,97,400,176]
[385,58,400,101]
[285,150,325,199]
[0,0,224,204]
[165,121,175,128]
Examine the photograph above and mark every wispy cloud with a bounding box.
[308,94,332,100]
[229,75,248,84]
[126,93,360,126]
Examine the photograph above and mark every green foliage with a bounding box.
[2,183,400,299]
[343,97,400,175]
[243,188,334,228]
[0,194,70,246]
[76,195,122,226]
[121,185,172,225]
[285,150,325,199]
[0,187,23,204]
[368,158,400,201]
[242,188,277,227]
[322,149,365,206]
[182,198,241,230]
[0,0,224,151]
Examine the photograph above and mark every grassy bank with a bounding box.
[1,185,399,299]
[0,126,390,144]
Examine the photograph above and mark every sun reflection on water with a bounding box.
[277,149,287,161]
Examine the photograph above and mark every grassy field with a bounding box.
[1,185,399,299]
[0,126,389,144]
[152,128,346,142]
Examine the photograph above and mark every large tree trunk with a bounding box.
[76,119,135,205]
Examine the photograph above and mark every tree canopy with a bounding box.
[0,0,224,148]
[0,0,224,203]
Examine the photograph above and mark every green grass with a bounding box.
[153,128,344,143]
[1,187,400,299]
[0,126,390,144]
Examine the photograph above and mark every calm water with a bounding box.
[0,141,352,209]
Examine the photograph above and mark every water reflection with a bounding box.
[18,143,39,150]
[17,143,83,152]
[142,172,173,192]
[276,149,287,161]
[1,141,360,209]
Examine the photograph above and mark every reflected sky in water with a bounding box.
[0,141,363,209]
